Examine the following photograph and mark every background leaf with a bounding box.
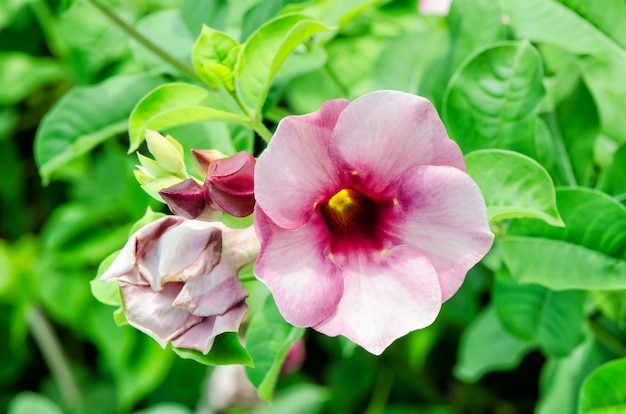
[465,149,563,225]
[579,358,626,414]
[493,268,585,356]
[34,74,164,183]
[443,41,546,157]
[245,295,304,402]
[502,188,626,290]
[454,305,534,383]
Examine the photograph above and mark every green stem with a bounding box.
[364,365,394,414]
[27,306,81,408]
[83,0,202,83]
[251,118,273,143]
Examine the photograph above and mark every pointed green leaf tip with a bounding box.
[465,148,564,227]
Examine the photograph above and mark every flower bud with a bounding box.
[203,151,256,217]
[159,179,206,219]
[191,149,226,177]
[144,129,186,176]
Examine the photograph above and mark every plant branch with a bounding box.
[364,365,394,414]
[83,0,202,83]
[27,306,81,409]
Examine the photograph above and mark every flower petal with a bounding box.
[388,165,494,301]
[253,207,343,327]
[314,246,442,355]
[329,90,466,195]
[140,219,222,289]
[171,301,248,354]
[173,258,248,317]
[120,282,202,347]
[255,99,350,230]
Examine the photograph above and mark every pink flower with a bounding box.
[419,0,453,15]
[101,216,259,354]
[254,90,493,355]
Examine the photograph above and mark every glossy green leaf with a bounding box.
[493,268,584,357]
[245,295,304,402]
[235,13,330,116]
[35,74,164,184]
[0,52,66,105]
[502,188,626,290]
[443,41,545,156]
[465,149,563,226]
[173,332,252,366]
[579,358,626,414]
[454,305,534,382]
[192,25,240,89]
[128,83,248,152]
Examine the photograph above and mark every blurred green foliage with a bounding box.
[3,0,626,413]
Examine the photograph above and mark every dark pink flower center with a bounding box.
[320,187,386,254]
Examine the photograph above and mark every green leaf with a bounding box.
[579,358,626,414]
[0,52,66,105]
[245,295,304,402]
[502,188,626,290]
[454,304,534,382]
[254,384,329,414]
[8,392,63,414]
[500,0,626,141]
[128,83,248,152]
[493,268,585,357]
[192,25,240,89]
[173,332,252,366]
[91,251,123,307]
[501,0,626,59]
[181,0,228,36]
[598,142,626,199]
[443,41,546,157]
[34,74,164,184]
[235,13,330,117]
[465,149,563,226]
[129,9,195,76]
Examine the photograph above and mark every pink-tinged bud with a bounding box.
[281,339,306,375]
[191,149,226,177]
[204,151,256,217]
[159,179,206,219]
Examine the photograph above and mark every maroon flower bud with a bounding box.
[204,151,256,217]
[159,179,206,219]
[191,149,225,177]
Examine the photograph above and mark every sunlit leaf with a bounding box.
[34,74,164,184]
[245,295,304,402]
[502,188,626,290]
[443,41,545,157]
[465,149,563,226]
[235,13,330,116]
[192,25,239,89]
[579,358,626,414]
[128,83,248,152]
